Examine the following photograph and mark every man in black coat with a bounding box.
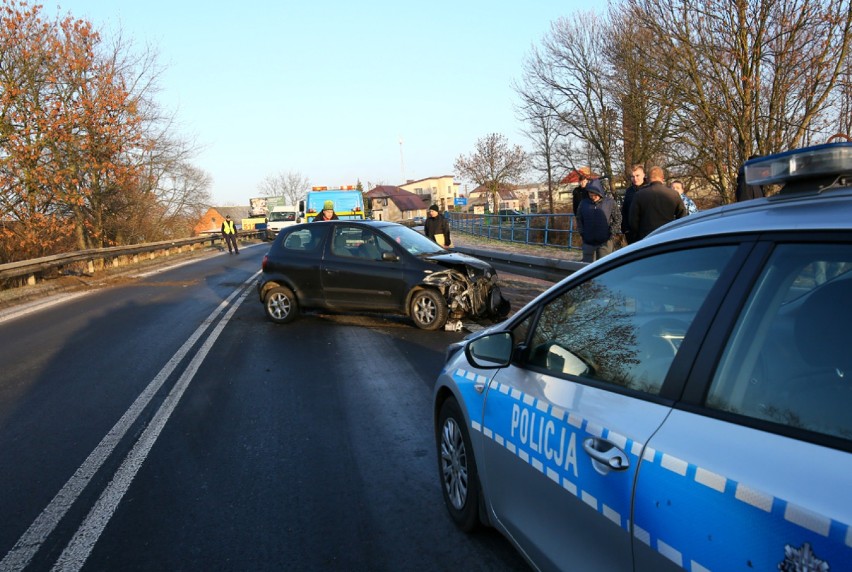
[572,172,589,215]
[620,164,646,244]
[628,166,687,241]
[424,204,451,247]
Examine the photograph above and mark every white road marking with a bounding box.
[0,271,259,572]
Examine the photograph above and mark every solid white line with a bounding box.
[0,291,94,325]
[51,283,254,572]
[0,271,260,572]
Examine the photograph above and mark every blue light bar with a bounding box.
[744,142,852,186]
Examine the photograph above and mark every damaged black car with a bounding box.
[257,220,510,330]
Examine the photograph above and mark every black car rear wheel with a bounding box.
[437,397,481,531]
[410,289,448,330]
[264,286,299,324]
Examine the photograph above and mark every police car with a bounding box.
[433,142,852,571]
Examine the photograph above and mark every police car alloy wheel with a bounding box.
[410,289,448,331]
[264,286,299,324]
[437,398,481,532]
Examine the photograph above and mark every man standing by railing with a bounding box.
[222,215,240,255]
[576,179,620,263]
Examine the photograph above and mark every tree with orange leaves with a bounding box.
[0,1,209,264]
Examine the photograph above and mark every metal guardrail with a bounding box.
[453,245,585,283]
[448,212,580,250]
[0,231,263,290]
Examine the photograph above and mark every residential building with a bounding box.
[365,186,428,221]
[193,206,250,235]
[399,175,460,212]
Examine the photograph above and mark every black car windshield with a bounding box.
[380,224,446,256]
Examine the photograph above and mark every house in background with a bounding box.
[398,175,460,212]
[193,206,250,235]
[366,186,427,221]
[468,184,521,213]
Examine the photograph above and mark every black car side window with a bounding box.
[706,243,852,441]
[283,228,320,251]
[525,246,736,395]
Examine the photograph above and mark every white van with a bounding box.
[265,205,300,240]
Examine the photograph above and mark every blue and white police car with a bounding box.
[433,142,852,571]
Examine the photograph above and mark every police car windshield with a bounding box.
[381,225,445,255]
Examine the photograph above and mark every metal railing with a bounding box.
[0,230,263,290]
[447,212,580,250]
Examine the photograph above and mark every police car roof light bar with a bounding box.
[744,142,852,188]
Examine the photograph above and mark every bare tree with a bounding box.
[259,171,310,205]
[518,13,626,185]
[454,133,527,213]
[630,0,852,202]
[514,88,565,212]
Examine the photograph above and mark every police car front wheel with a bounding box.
[437,397,481,532]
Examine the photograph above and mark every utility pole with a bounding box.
[399,137,405,183]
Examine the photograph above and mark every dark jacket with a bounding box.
[424,213,450,245]
[628,181,687,241]
[572,184,589,215]
[620,183,645,243]
[735,163,764,202]
[312,212,339,222]
[576,195,619,246]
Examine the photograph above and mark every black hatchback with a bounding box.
[257,220,510,330]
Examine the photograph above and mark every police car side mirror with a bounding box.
[466,332,512,368]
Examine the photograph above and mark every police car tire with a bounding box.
[437,398,481,532]
[410,289,448,331]
[264,286,299,324]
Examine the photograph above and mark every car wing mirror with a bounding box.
[465,332,512,368]
[382,252,400,262]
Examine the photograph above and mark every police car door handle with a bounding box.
[582,438,630,471]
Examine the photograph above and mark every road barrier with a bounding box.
[0,231,262,290]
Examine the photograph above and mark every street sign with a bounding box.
[454,197,467,206]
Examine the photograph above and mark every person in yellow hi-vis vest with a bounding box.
[221,215,240,254]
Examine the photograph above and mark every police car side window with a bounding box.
[525,246,736,395]
[706,243,852,441]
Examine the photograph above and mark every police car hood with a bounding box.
[424,251,493,274]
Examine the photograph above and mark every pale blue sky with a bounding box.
[43,1,583,205]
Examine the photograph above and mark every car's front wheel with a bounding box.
[410,289,448,330]
[437,397,481,531]
[264,286,299,324]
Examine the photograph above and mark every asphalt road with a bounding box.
[0,244,531,571]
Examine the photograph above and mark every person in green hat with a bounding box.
[313,199,339,222]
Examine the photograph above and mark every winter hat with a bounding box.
[429,204,440,213]
[323,200,334,210]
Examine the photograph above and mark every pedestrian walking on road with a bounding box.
[629,166,687,241]
[424,204,451,247]
[222,215,239,255]
[576,179,621,263]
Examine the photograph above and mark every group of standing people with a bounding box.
[574,165,693,263]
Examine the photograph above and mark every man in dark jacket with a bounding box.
[620,164,646,244]
[424,204,451,247]
[735,155,764,201]
[628,166,687,241]
[576,179,621,263]
[572,172,589,215]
